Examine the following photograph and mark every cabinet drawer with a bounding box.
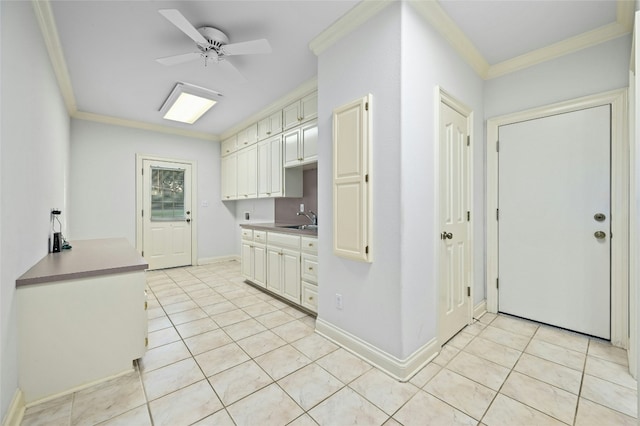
[301,236,317,254]
[301,253,318,283]
[241,228,253,240]
[267,232,300,249]
[253,230,267,243]
[301,281,318,313]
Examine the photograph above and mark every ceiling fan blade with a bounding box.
[156,52,201,66]
[222,39,272,56]
[159,9,208,45]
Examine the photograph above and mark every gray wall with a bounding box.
[1,1,70,418]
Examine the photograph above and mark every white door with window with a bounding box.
[498,105,611,339]
[142,160,193,270]
[438,96,472,344]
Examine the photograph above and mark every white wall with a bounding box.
[317,1,486,362]
[69,119,236,262]
[399,3,485,357]
[1,1,70,419]
[317,2,404,357]
[485,35,631,119]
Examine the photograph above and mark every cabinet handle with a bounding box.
[308,243,313,247]
[144,301,148,310]
[145,337,149,347]
[308,295,314,301]
[267,131,271,135]
[308,267,313,271]
[244,142,248,145]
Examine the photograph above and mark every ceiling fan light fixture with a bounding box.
[160,82,223,124]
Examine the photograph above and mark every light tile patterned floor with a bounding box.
[21,261,638,425]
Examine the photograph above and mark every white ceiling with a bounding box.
[44,0,629,139]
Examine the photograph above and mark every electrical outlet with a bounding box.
[335,293,343,310]
[299,203,305,212]
[244,211,250,220]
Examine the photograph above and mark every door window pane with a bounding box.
[150,167,185,221]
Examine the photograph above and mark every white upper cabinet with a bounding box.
[221,153,237,200]
[258,136,302,198]
[283,92,318,130]
[221,135,237,157]
[237,123,258,149]
[258,111,283,141]
[333,94,372,262]
[284,120,318,168]
[236,145,257,199]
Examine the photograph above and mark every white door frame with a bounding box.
[135,154,198,267]
[436,86,475,343]
[486,89,629,348]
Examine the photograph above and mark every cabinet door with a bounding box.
[301,122,318,164]
[283,101,301,130]
[269,111,283,136]
[253,244,267,287]
[268,136,283,196]
[241,242,253,279]
[221,135,237,156]
[281,249,301,304]
[221,153,237,200]
[237,145,257,199]
[266,248,282,294]
[257,116,271,141]
[283,129,300,167]
[257,141,270,197]
[301,92,318,123]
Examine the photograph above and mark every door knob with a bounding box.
[594,231,606,240]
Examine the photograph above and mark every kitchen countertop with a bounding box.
[16,238,148,287]
[240,223,318,237]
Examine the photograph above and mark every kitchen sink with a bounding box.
[280,224,318,230]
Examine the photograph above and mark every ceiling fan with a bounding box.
[156,9,272,77]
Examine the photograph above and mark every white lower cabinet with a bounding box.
[241,228,317,312]
[241,230,267,288]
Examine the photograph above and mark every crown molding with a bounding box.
[32,0,77,114]
[309,0,394,56]
[73,111,218,141]
[486,21,631,80]
[219,77,318,140]
[409,0,490,78]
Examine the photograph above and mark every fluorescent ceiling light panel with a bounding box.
[160,82,223,124]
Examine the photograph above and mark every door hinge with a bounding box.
[141,168,144,175]
[496,208,499,220]
[365,174,369,183]
[467,211,470,221]
[496,278,499,289]
[467,286,470,297]
[142,250,144,257]
[496,140,499,152]
[145,337,148,347]
[365,102,369,111]
[365,245,369,254]
[141,210,144,218]
[467,135,470,146]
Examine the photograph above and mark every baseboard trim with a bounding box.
[473,300,487,320]
[198,255,240,265]
[315,318,439,381]
[2,389,25,426]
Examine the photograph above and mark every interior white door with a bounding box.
[438,101,471,344]
[498,105,610,339]
[142,160,192,270]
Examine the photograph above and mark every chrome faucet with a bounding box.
[297,210,317,225]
